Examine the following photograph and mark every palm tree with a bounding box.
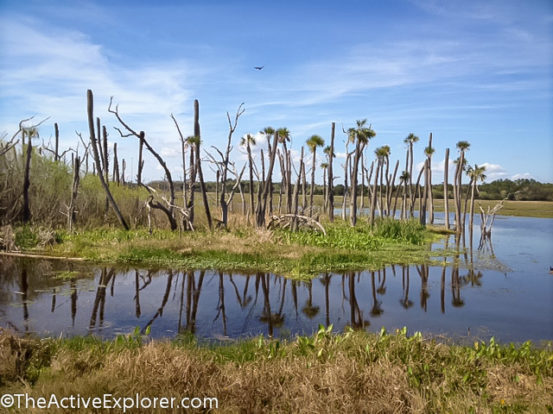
[370,146,387,227]
[376,145,390,218]
[240,134,256,218]
[347,120,376,226]
[454,140,470,235]
[466,164,486,248]
[277,127,292,213]
[306,135,325,216]
[404,133,419,216]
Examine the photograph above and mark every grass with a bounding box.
[1,327,552,413]
[14,219,450,280]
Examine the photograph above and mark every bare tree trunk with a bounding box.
[278,150,285,214]
[452,160,460,233]
[22,130,32,223]
[388,160,399,218]
[181,137,187,208]
[301,156,307,213]
[215,170,220,214]
[87,89,129,230]
[369,159,380,227]
[350,141,365,226]
[322,167,327,213]
[54,123,60,162]
[309,148,317,216]
[408,143,414,217]
[286,149,292,214]
[102,125,109,213]
[427,133,434,224]
[137,132,144,186]
[256,132,279,227]
[341,152,350,221]
[328,122,335,222]
[292,147,304,230]
[187,145,196,227]
[420,159,429,226]
[112,142,120,184]
[193,99,212,229]
[256,149,265,218]
[444,148,450,229]
[469,178,476,249]
[246,141,254,217]
[68,157,81,231]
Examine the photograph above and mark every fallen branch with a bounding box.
[267,214,327,236]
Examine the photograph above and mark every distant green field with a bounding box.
[220,193,553,219]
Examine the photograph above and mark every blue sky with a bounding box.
[1,0,552,184]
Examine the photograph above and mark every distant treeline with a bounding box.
[148,178,553,202]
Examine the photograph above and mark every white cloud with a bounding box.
[511,172,534,180]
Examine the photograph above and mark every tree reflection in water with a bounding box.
[0,241,514,341]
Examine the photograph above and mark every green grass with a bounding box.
[16,219,451,279]
[1,327,552,413]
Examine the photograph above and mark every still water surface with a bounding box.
[1,215,551,343]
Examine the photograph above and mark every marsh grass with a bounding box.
[1,327,551,413]
[17,219,450,279]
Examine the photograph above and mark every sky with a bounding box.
[1,0,552,184]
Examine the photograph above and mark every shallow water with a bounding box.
[1,215,552,343]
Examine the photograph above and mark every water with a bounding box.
[1,215,552,343]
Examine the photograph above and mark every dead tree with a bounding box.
[444,148,450,229]
[137,132,145,186]
[41,123,73,163]
[109,96,177,230]
[22,127,36,223]
[291,146,305,230]
[193,99,213,229]
[267,214,326,235]
[256,130,280,227]
[478,200,504,252]
[65,157,81,231]
[171,114,191,212]
[87,90,129,230]
[210,103,244,228]
[141,186,177,232]
[112,142,120,184]
[328,122,335,222]
[20,117,49,223]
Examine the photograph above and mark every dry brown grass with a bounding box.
[1,329,552,413]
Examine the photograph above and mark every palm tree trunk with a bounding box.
[388,160,399,217]
[349,141,361,226]
[469,178,476,250]
[370,160,380,227]
[443,148,449,229]
[309,149,316,216]
[328,122,335,222]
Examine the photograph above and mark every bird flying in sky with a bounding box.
[254,66,264,70]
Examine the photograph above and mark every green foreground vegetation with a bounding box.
[1,327,552,413]
[9,219,449,280]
